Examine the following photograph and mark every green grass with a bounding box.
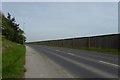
[0,34,2,78]
[57,46,119,55]
[36,43,119,55]
[2,38,26,78]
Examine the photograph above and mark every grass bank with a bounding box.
[0,34,2,78]
[2,38,26,78]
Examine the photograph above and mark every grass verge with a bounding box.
[0,34,1,78]
[36,43,119,55]
[57,46,120,55]
[2,38,26,78]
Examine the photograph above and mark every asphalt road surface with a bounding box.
[27,44,119,78]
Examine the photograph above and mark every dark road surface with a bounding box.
[27,44,119,78]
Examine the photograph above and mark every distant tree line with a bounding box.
[1,12,26,44]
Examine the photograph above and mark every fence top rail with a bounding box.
[27,33,119,43]
[74,34,119,39]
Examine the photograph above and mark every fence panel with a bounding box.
[74,37,88,48]
[36,34,119,50]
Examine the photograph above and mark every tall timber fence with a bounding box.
[31,34,119,50]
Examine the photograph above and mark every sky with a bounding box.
[2,2,118,42]
[2,0,119,2]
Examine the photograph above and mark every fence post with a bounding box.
[62,39,64,47]
[88,37,90,48]
[72,38,74,47]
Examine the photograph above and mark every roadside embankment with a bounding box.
[2,38,26,78]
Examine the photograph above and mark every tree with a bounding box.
[2,12,26,44]
[7,13,11,20]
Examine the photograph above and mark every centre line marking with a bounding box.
[99,60,120,67]
[56,50,59,51]
[67,53,75,55]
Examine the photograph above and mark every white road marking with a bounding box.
[67,53,75,55]
[56,50,65,53]
[56,50,75,56]
[99,61,120,67]
[55,50,119,68]
[56,50,59,51]
[49,51,117,78]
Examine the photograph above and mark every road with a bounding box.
[26,44,119,78]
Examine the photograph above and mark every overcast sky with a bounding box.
[2,2,118,42]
